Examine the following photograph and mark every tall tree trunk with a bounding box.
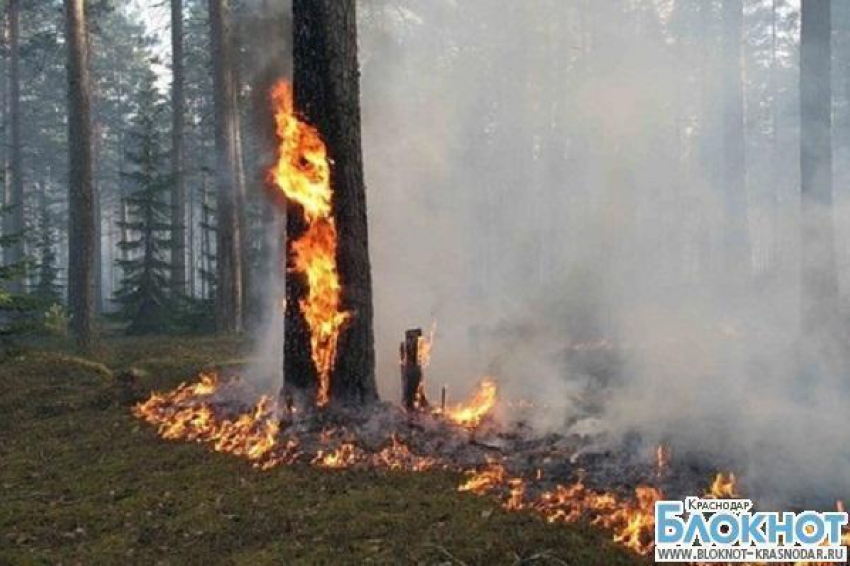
[171,0,186,297]
[768,0,780,273]
[0,10,9,253]
[201,173,210,300]
[6,0,23,290]
[289,0,377,404]
[721,0,750,279]
[65,0,96,351]
[106,200,115,305]
[119,188,129,267]
[800,0,837,333]
[188,169,195,298]
[229,23,249,327]
[85,26,100,313]
[92,120,103,313]
[208,0,243,333]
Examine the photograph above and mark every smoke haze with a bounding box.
[237,0,848,505]
[354,0,849,505]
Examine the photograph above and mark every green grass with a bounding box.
[0,336,646,565]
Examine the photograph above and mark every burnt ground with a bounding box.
[0,336,645,565]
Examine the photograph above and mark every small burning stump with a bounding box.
[400,328,428,411]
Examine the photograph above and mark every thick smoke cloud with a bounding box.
[235,0,846,505]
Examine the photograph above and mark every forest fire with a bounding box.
[458,459,660,555]
[8,0,850,562]
[269,80,350,407]
[132,373,290,469]
[417,321,436,368]
[133,371,499,471]
[127,71,850,566]
[374,434,439,472]
[443,378,498,428]
[706,471,739,499]
[132,370,850,565]
[312,442,362,468]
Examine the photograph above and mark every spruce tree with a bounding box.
[113,70,173,335]
[32,186,62,304]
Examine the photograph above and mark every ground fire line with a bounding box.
[131,372,849,565]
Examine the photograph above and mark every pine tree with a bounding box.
[113,70,174,335]
[208,0,246,334]
[289,0,377,404]
[90,6,156,309]
[65,0,96,351]
[170,0,187,297]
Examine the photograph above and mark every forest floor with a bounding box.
[0,336,645,565]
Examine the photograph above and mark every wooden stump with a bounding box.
[400,328,427,410]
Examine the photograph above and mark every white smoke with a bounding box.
[355,0,850,505]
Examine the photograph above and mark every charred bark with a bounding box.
[288,0,377,405]
[65,0,96,351]
[400,329,426,411]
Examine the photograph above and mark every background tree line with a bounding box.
[0,0,846,362]
[0,0,289,351]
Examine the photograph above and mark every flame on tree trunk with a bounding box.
[271,82,350,407]
[282,0,377,406]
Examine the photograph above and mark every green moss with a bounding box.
[0,336,646,565]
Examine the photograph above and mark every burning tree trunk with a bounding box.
[286,0,377,405]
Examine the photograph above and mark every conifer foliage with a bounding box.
[114,71,174,335]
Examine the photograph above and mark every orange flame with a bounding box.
[374,434,438,472]
[531,481,661,555]
[445,378,498,428]
[312,442,362,468]
[705,472,739,499]
[270,81,350,407]
[132,373,297,469]
[655,444,671,478]
[417,321,437,368]
[459,459,661,556]
[458,458,508,494]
